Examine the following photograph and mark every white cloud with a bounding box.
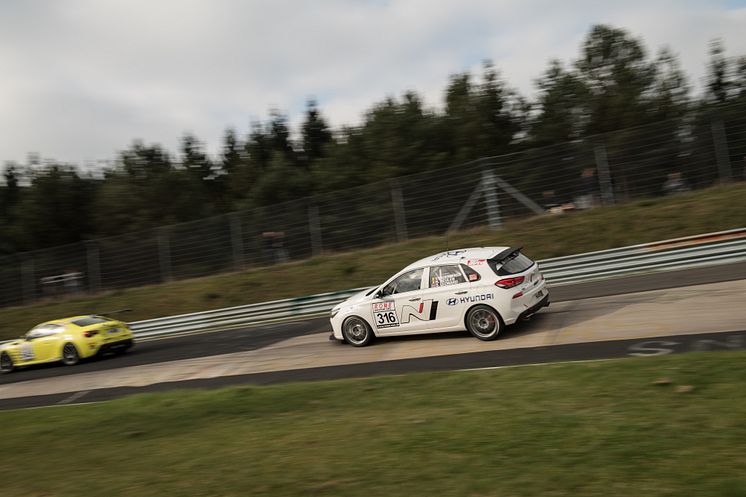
[1,0,745,165]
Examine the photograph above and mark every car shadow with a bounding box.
[368,295,644,348]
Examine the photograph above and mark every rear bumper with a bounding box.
[98,338,134,355]
[517,294,550,321]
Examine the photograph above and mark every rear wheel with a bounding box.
[466,305,503,341]
[342,316,373,347]
[61,343,80,366]
[0,352,13,373]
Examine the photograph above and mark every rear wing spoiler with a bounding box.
[487,247,530,276]
[98,309,133,318]
[491,247,522,263]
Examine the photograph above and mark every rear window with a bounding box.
[491,252,535,276]
[72,316,109,327]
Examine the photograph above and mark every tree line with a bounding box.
[2,24,746,255]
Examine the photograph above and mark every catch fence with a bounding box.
[1,108,745,307]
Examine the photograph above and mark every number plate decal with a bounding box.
[372,302,400,329]
[20,343,35,362]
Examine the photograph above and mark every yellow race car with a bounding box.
[0,315,134,373]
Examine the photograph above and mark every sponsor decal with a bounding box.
[372,302,395,312]
[430,274,461,287]
[446,293,494,306]
[401,299,439,323]
[466,259,486,266]
[460,293,494,304]
[468,273,480,281]
[432,250,466,261]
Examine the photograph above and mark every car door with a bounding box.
[23,325,63,363]
[420,264,472,330]
[370,268,426,335]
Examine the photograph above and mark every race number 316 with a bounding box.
[375,310,399,328]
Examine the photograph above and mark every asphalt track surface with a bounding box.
[3,329,744,411]
[1,261,745,410]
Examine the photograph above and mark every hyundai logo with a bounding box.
[446,298,458,306]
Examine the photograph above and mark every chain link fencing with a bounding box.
[1,109,745,308]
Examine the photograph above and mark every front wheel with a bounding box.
[61,343,80,366]
[342,316,373,347]
[0,352,14,373]
[466,305,503,341]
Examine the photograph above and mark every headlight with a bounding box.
[330,307,340,319]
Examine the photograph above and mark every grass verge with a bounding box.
[1,350,745,496]
[1,183,745,338]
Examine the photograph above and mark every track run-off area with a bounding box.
[1,261,745,410]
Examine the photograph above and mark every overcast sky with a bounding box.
[2,0,746,167]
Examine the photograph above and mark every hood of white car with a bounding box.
[337,287,376,309]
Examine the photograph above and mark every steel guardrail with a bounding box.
[124,228,746,340]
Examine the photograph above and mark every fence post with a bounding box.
[85,240,101,294]
[593,143,616,205]
[390,179,408,242]
[308,203,323,256]
[157,227,173,282]
[21,255,36,304]
[711,116,732,182]
[229,213,244,270]
[482,168,501,229]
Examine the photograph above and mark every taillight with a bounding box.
[84,329,99,338]
[495,276,525,289]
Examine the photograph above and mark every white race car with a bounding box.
[329,247,549,346]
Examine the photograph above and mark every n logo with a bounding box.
[401,300,439,323]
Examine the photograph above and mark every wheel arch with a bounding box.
[341,314,378,338]
[463,303,505,330]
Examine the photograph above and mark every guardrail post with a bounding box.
[308,203,323,256]
[157,227,173,282]
[482,168,501,229]
[711,117,732,182]
[85,240,101,294]
[229,213,244,270]
[594,144,616,205]
[21,254,36,304]
[390,179,408,242]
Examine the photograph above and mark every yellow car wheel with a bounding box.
[0,352,13,374]
[61,343,80,366]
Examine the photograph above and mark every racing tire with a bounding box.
[342,316,373,347]
[0,352,13,374]
[466,305,503,341]
[61,343,80,366]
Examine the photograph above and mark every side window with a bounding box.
[429,265,466,288]
[461,264,481,282]
[26,325,62,339]
[382,268,424,295]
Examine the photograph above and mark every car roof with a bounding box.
[35,315,110,327]
[402,247,510,271]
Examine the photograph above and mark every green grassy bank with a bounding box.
[1,350,745,496]
[1,183,745,338]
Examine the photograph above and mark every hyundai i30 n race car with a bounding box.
[330,247,549,346]
[0,315,134,373]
